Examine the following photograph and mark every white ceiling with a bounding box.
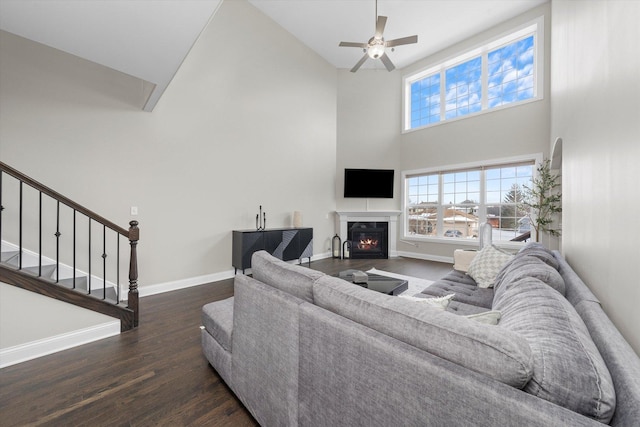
[0,0,547,111]
[0,0,222,111]
[249,0,547,71]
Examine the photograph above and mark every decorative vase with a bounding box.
[293,211,303,228]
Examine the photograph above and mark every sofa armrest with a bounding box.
[454,249,477,272]
[232,274,305,426]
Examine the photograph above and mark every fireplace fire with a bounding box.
[348,221,388,259]
[358,238,379,250]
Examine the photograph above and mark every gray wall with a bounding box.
[550,0,640,355]
[0,0,338,288]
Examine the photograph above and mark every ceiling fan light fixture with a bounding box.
[367,39,385,59]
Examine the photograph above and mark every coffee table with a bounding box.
[336,269,408,296]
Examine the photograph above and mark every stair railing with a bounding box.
[0,161,139,330]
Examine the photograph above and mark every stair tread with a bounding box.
[21,264,58,278]
[1,251,19,263]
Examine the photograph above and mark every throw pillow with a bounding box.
[467,244,513,288]
[398,293,455,310]
[465,310,501,325]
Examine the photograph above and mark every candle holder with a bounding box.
[256,205,267,231]
[332,234,342,259]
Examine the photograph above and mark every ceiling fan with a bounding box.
[339,0,418,73]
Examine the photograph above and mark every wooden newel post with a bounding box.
[128,220,140,327]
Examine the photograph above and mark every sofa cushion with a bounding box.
[202,297,234,352]
[515,242,560,270]
[467,244,514,288]
[313,275,533,388]
[493,277,616,423]
[251,250,324,303]
[494,255,566,297]
[420,270,494,309]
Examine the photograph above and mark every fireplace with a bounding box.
[348,222,388,259]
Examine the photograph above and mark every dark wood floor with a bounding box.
[0,256,453,426]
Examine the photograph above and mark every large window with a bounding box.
[403,156,538,244]
[404,17,543,131]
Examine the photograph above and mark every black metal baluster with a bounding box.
[88,218,91,295]
[116,235,120,304]
[19,181,22,269]
[102,224,106,300]
[55,200,60,282]
[38,192,42,277]
[73,210,76,288]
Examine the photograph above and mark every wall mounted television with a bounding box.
[344,169,394,198]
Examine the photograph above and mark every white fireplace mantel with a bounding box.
[336,211,402,257]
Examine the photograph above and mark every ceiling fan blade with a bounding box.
[350,53,369,73]
[380,52,395,72]
[385,35,418,47]
[339,41,368,48]
[375,16,387,39]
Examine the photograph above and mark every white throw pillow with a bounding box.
[398,293,455,310]
[465,310,502,325]
[467,245,513,288]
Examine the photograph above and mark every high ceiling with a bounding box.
[0,0,547,111]
[249,0,547,71]
[0,0,223,111]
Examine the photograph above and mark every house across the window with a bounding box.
[404,17,543,131]
[403,157,538,244]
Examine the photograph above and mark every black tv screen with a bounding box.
[344,169,394,198]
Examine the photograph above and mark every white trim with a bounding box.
[138,270,236,297]
[403,153,542,177]
[396,250,453,264]
[402,15,544,133]
[336,211,402,257]
[0,321,120,369]
[401,153,543,242]
[138,251,332,298]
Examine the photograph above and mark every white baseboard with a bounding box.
[138,251,332,298]
[138,269,236,297]
[396,250,454,264]
[0,321,120,369]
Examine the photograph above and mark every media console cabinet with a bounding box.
[232,227,313,274]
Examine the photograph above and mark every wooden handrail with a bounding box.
[0,161,139,331]
[0,161,129,237]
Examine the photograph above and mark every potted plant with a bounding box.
[521,158,562,242]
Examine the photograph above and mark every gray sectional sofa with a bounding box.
[201,244,640,426]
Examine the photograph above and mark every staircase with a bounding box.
[1,243,118,302]
[0,161,139,332]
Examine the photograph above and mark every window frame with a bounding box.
[402,15,544,133]
[401,153,543,249]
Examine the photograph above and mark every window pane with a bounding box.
[487,35,535,108]
[443,205,478,238]
[445,57,481,119]
[410,74,441,129]
[484,164,533,242]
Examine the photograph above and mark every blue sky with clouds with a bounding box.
[411,34,535,129]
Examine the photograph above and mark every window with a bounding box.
[403,17,543,131]
[403,156,538,244]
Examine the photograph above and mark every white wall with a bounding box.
[550,0,640,355]
[336,69,403,214]
[0,0,338,289]
[336,3,551,260]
